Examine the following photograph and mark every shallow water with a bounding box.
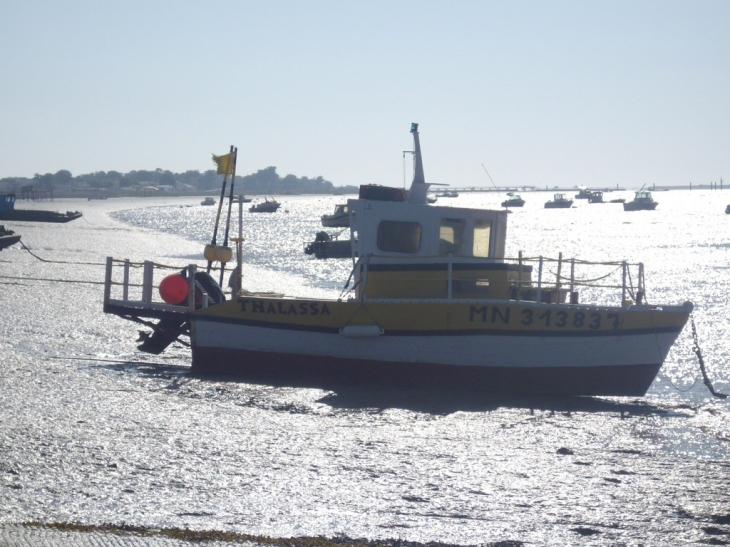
[1,193,729,546]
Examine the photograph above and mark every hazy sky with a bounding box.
[1,1,728,188]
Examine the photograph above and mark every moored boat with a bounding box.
[201,197,216,206]
[588,191,604,203]
[321,204,350,227]
[501,193,525,207]
[103,124,692,396]
[544,193,573,209]
[0,225,20,251]
[623,190,658,211]
[304,231,352,259]
[249,198,280,213]
[0,194,82,223]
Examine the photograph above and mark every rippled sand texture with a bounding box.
[0,194,728,546]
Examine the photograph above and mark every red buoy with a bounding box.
[159,274,188,305]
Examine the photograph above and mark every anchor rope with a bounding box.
[690,314,728,399]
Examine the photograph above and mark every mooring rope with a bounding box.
[690,314,728,399]
[0,274,105,285]
[19,240,106,266]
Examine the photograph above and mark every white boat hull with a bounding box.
[189,299,690,396]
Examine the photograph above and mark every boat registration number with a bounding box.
[469,305,621,330]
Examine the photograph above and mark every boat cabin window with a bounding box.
[377,221,422,253]
[473,218,492,257]
[439,218,465,255]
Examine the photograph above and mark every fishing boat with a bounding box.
[544,193,573,209]
[103,124,692,396]
[436,191,459,198]
[321,204,350,227]
[623,190,658,211]
[0,225,20,251]
[501,194,525,207]
[249,198,280,213]
[201,197,216,206]
[575,187,593,199]
[588,191,604,203]
[0,194,82,223]
[304,231,352,259]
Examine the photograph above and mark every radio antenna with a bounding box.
[481,163,504,205]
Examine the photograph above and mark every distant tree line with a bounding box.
[0,167,357,195]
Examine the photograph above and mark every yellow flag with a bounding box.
[212,152,234,175]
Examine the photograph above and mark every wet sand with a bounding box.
[0,197,728,546]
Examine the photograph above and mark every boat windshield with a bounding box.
[438,218,465,255]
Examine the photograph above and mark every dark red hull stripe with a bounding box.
[192,315,682,338]
[190,346,661,397]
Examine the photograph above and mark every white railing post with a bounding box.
[639,262,645,297]
[570,258,575,295]
[142,261,153,308]
[517,251,523,301]
[621,261,627,308]
[188,264,197,312]
[536,256,543,303]
[123,259,130,301]
[556,252,562,293]
[104,257,113,305]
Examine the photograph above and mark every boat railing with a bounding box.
[103,257,208,315]
[354,252,646,308]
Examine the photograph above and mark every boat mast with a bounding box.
[406,123,430,204]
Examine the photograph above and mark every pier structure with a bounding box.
[427,186,626,194]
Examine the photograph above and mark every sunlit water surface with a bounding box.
[1,193,728,546]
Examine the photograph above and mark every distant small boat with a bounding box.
[249,197,280,213]
[725,205,730,215]
[623,191,658,211]
[427,196,438,204]
[610,198,626,204]
[588,191,604,203]
[544,193,573,209]
[321,204,350,227]
[501,194,525,207]
[88,196,108,200]
[0,225,20,251]
[575,187,593,199]
[201,197,216,206]
[304,231,352,259]
[436,191,459,198]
